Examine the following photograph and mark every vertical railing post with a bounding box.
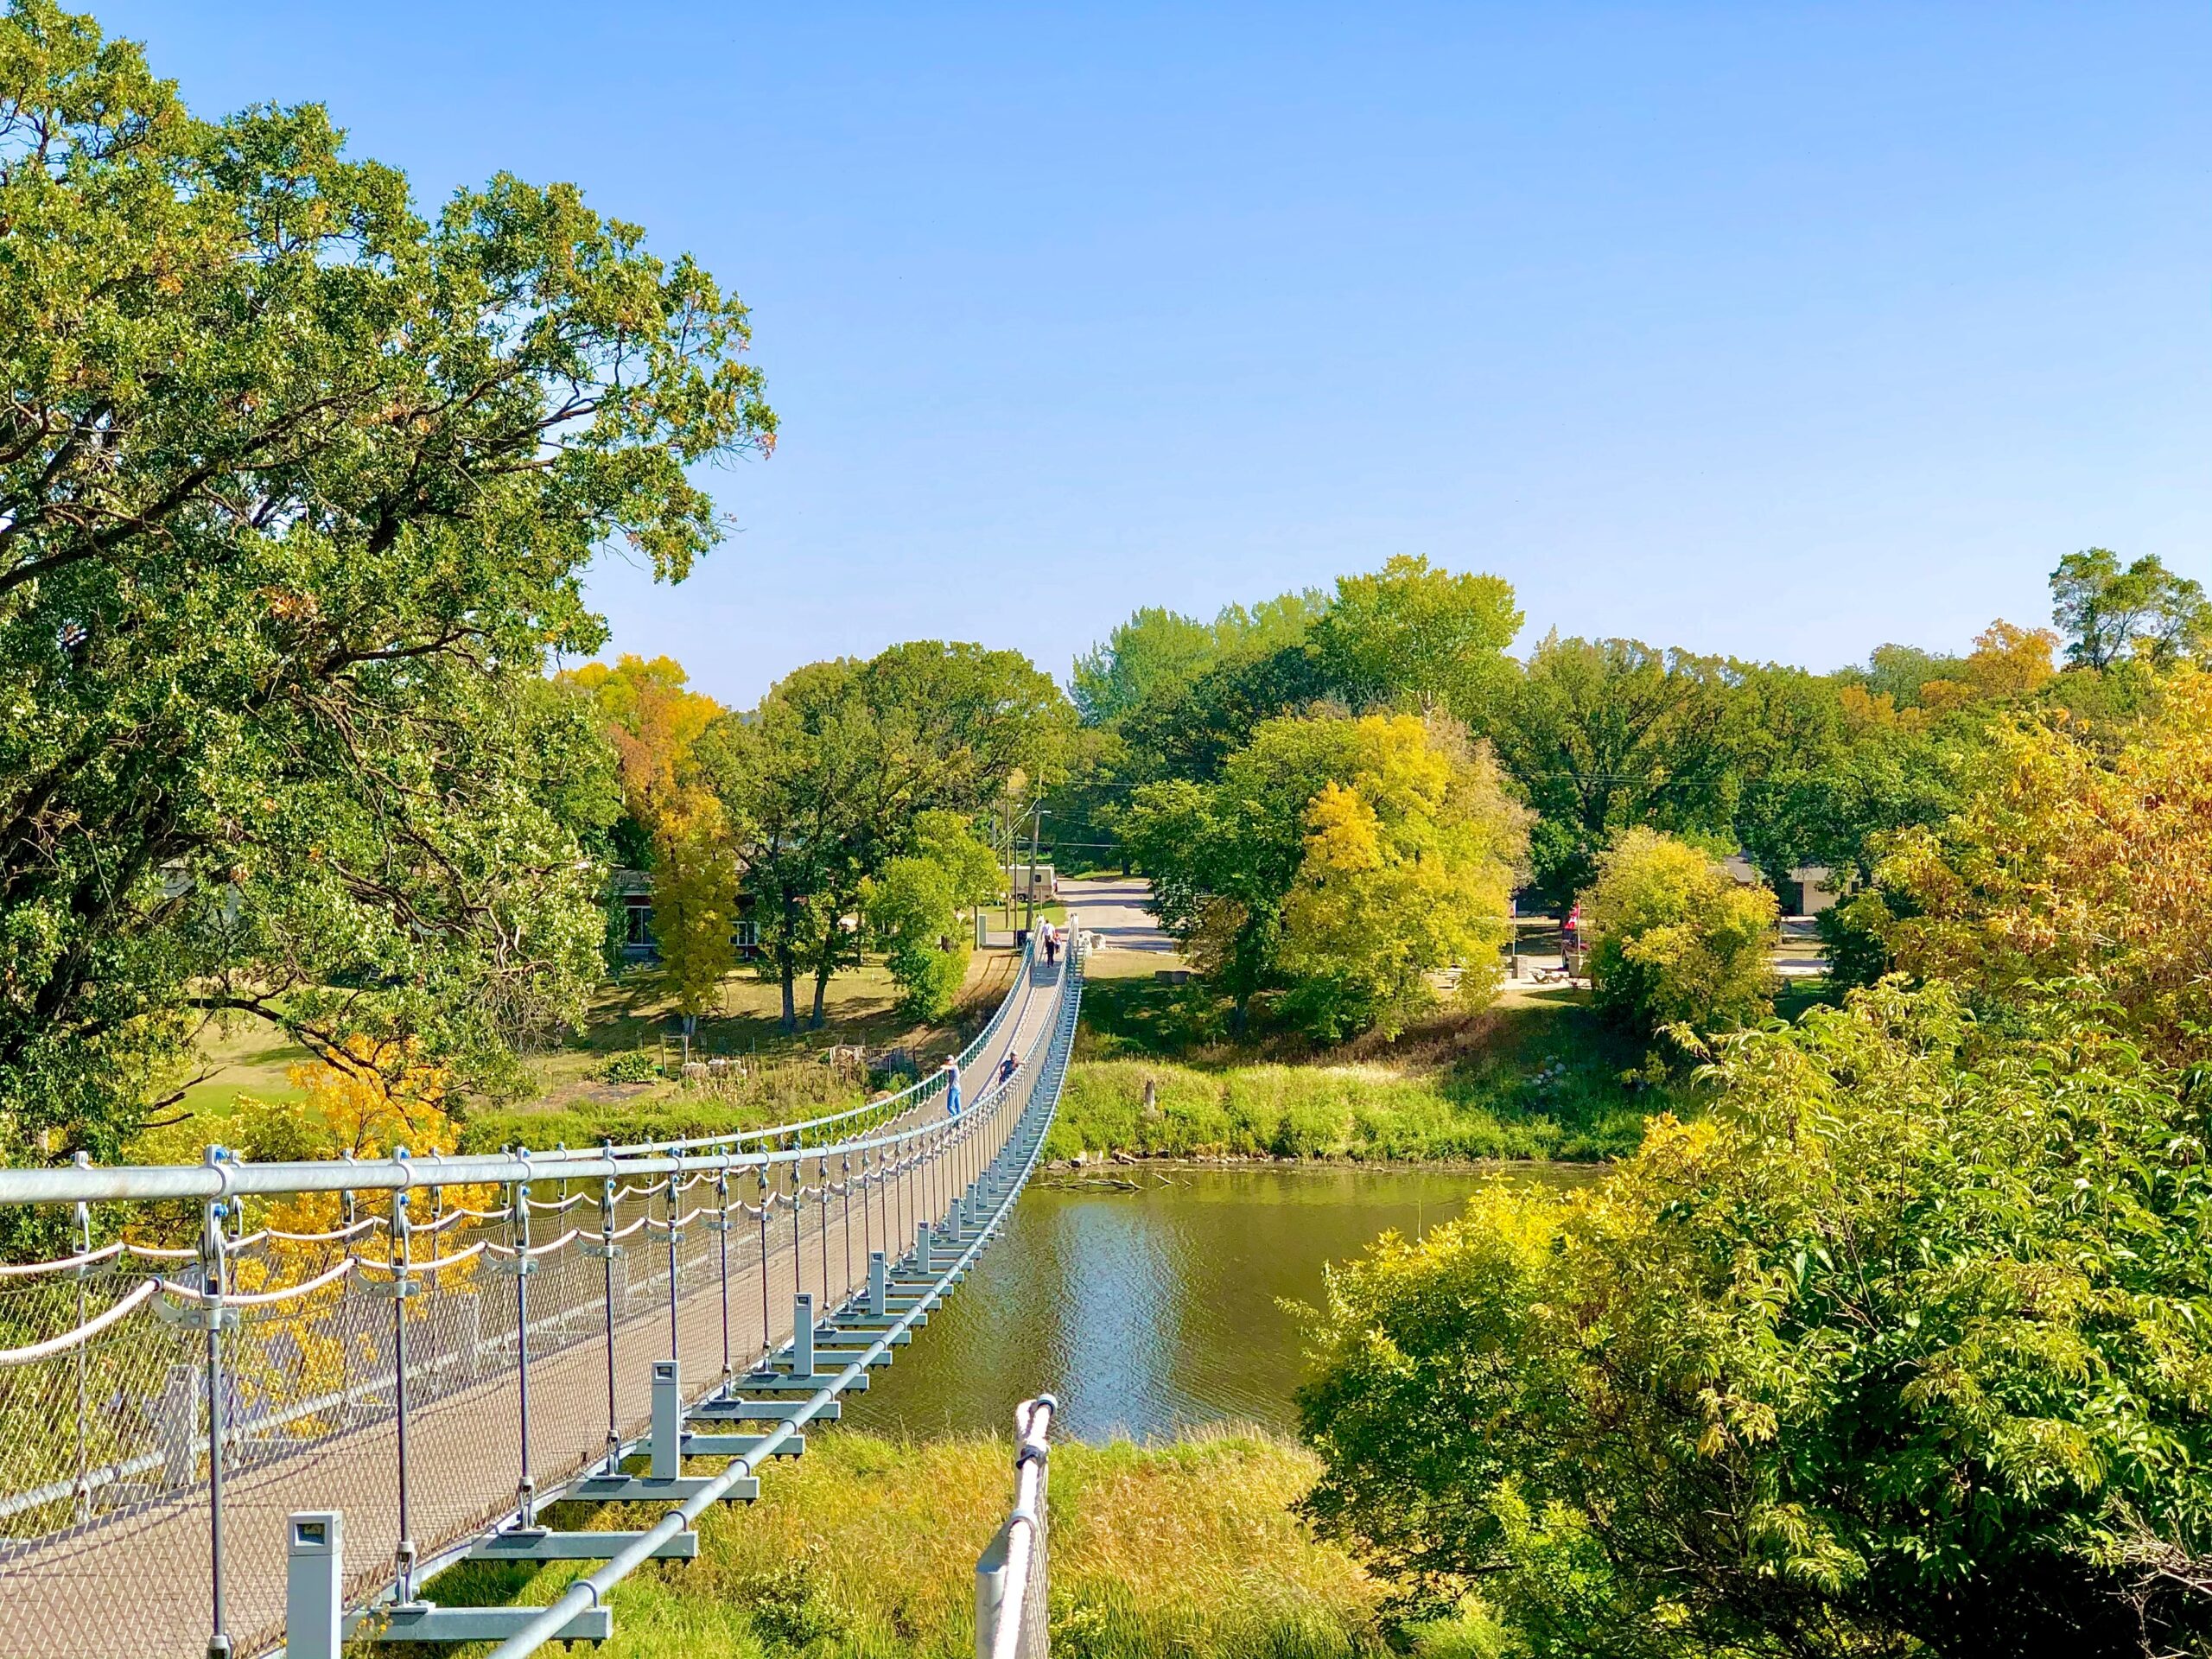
[508,1153,536,1529]
[715,1164,733,1384]
[817,1154,830,1313]
[755,1162,771,1369]
[787,1137,803,1325]
[71,1151,91,1524]
[864,1144,878,1270]
[868,1250,887,1319]
[596,1149,620,1469]
[389,1146,418,1609]
[664,1164,682,1363]
[841,1151,854,1309]
[200,1146,234,1659]
[338,1154,358,1424]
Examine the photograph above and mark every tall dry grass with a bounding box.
[406,1428,1394,1659]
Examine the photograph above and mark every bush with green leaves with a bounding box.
[860,810,1000,1022]
[1580,829,1777,1052]
[600,1051,660,1084]
[1297,982,2212,1657]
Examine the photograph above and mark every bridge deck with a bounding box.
[0,954,1066,1659]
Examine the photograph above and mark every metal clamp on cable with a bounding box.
[152,1296,240,1333]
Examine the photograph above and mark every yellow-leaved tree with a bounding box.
[1880,669,2212,1065]
[1278,714,1528,1041]
[1581,828,1778,1055]
[564,655,738,1023]
[221,1039,495,1432]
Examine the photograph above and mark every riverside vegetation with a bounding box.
[409,1430,1421,1659]
[1048,975,1668,1164]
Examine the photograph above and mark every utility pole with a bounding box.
[1024,808,1046,938]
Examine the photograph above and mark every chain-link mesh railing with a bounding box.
[0,930,1080,1658]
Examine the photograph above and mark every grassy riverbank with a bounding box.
[404,1430,1417,1659]
[1057,977,1677,1162]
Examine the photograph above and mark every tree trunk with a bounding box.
[810,958,833,1030]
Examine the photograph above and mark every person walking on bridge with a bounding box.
[944,1060,962,1118]
[1042,919,1059,965]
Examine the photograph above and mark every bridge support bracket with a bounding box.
[467,1528,699,1562]
[688,1397,839,1423]
[681,1432,805,1459]
[348,1602,614,1644]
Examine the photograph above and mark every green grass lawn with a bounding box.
[143,948,1030,1161]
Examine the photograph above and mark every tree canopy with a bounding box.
[1581,829,1777,1052]
[2050,549,2209,671]
[1123,709,1526,1039]
[703,641,1070,1030]
[1308,554,1522,719]
[1300,982,2212,1658]
[1487,635,1738,906]
[1880,671,2212,1066]
[1069,590,1325,725]
[0,0,772,1158]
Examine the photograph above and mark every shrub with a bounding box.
[1580,829,1777,1050]
[1046,1061,1568,1163]
[1880,670,2212,1065]
[601,1051,660,1084]
[1297,983,2212,1657]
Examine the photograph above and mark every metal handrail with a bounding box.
[976,1395,1055,1659]
[0,928,1080,1659]
[609,931,1041,1156]
[478,944,1083,1659]
[0,938,1056,1210]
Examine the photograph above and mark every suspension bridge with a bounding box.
[0,925,1084,1658]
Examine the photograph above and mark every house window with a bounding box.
[623,896,654,947]
[734,919,759,950]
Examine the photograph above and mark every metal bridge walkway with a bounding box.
[0,933,1083,1659]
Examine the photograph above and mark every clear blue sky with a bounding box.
[99,2,2210,706]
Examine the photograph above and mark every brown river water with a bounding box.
[841,1161,1595,1442]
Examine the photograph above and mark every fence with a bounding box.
[0,931,1079,1658]
[976,1395,1054,1659]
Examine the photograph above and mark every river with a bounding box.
[841,1161,1594,1443]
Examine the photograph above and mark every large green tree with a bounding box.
[0,2,773,1159]
[704,643,1071,1030]
[1308,555,1522,719]
[2049,548,2209,671]
[1122,709,1525,1038]
[1070,590,1325,726]
[1489,636,1738,906]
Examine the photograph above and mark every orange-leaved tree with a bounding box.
[564,655,739,1021]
